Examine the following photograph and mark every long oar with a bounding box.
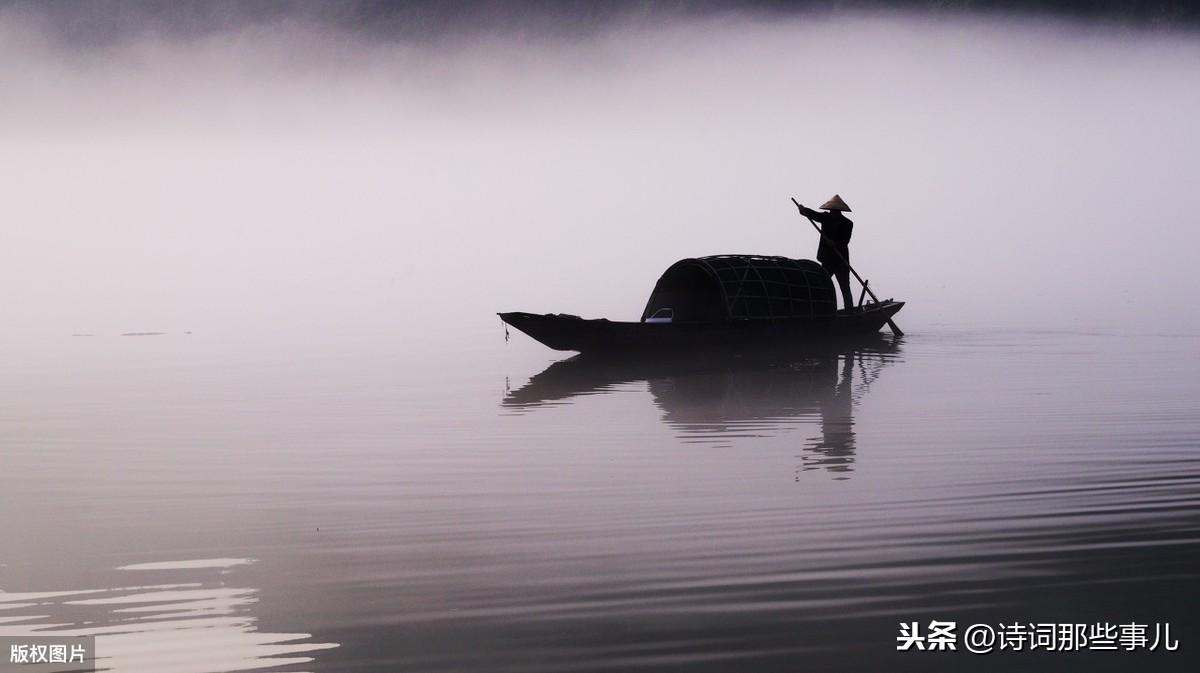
[791,197,903,336]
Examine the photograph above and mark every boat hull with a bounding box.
[499,301,904,354]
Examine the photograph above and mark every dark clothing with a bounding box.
[805,209,853,272]
[827,265,854,312]
[800,207,855,310]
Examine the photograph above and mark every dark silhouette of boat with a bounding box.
[500,255,904,354]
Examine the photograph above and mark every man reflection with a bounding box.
[801,354,857,478]
[503,340,899,480]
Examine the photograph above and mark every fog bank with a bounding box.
[3,12,1199,353]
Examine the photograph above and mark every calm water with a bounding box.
[2,328,1199,671]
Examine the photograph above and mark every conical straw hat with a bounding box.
[820,194,851,212]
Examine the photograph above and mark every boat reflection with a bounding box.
[504,336,903,479]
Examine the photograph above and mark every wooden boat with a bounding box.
[499,255,904,354]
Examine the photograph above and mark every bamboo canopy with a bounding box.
[641,255,837,322]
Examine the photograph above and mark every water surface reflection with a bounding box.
[0,559,336,673]
[504,337,902,479]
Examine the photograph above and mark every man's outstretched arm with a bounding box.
[796,204,829,223]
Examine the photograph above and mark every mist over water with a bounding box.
[3,8,1200,673]
[2,10,1199,355]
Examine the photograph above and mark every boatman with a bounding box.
[796,194,855,312]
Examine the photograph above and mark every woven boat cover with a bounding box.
[641,255,836,322]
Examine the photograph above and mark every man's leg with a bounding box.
[835,269,854,311]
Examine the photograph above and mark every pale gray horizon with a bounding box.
[3,11,1198,356]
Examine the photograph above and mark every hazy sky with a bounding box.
[3,7,1199,352]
